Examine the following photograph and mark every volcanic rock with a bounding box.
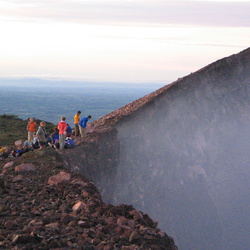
[15,163,36,172]
[60,47,250,250]
[3,161,14,169]
[47,171,71,185]
[0,148,177,249]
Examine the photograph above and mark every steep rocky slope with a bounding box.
[0,148,177,249]
[61,47,250,250]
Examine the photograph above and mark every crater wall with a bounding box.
[62,48,250,250]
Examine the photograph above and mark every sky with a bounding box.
[0,0,249,84]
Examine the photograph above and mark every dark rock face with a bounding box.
[62,128,120,200]
[112,49,250,250]
[63,48,250,250]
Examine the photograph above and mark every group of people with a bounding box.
[0,111,92,159]
[27,111,92,150]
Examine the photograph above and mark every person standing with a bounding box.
[74,111,81,137]
[58,117,68,150]
[27,117,37,144]
[79,115,91,137]
[36,121,46,149]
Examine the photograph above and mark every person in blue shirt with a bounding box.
[78,115,92,137]
[64,137,75,148]
[66,124,72,137]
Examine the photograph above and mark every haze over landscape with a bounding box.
[0,79,164,124]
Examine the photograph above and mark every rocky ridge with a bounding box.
[0,148,177,249]
[63,47,250,249]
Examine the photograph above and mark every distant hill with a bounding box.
[0,77,167,89]
[0,114,55,146]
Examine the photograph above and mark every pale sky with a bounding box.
[0,0,249,83]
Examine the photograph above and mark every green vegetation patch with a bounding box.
[0,114,55,147]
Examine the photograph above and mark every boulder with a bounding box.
[129,210,143,220]
[13,174,24,182]
[72,201,87,212]
[3,161,14,169]
[15,163,36,172]
[117,216,128,226]
[129,230,141,243]
[47,171,70,185]
[28,220,44,229]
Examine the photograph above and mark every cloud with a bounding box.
[0,0,248,82]
[0,0,249,27]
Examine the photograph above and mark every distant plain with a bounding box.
[0,79,166,126]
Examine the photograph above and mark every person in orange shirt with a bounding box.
[27,117,37,144]
[74,111,81,137]
[58,117,68,150]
